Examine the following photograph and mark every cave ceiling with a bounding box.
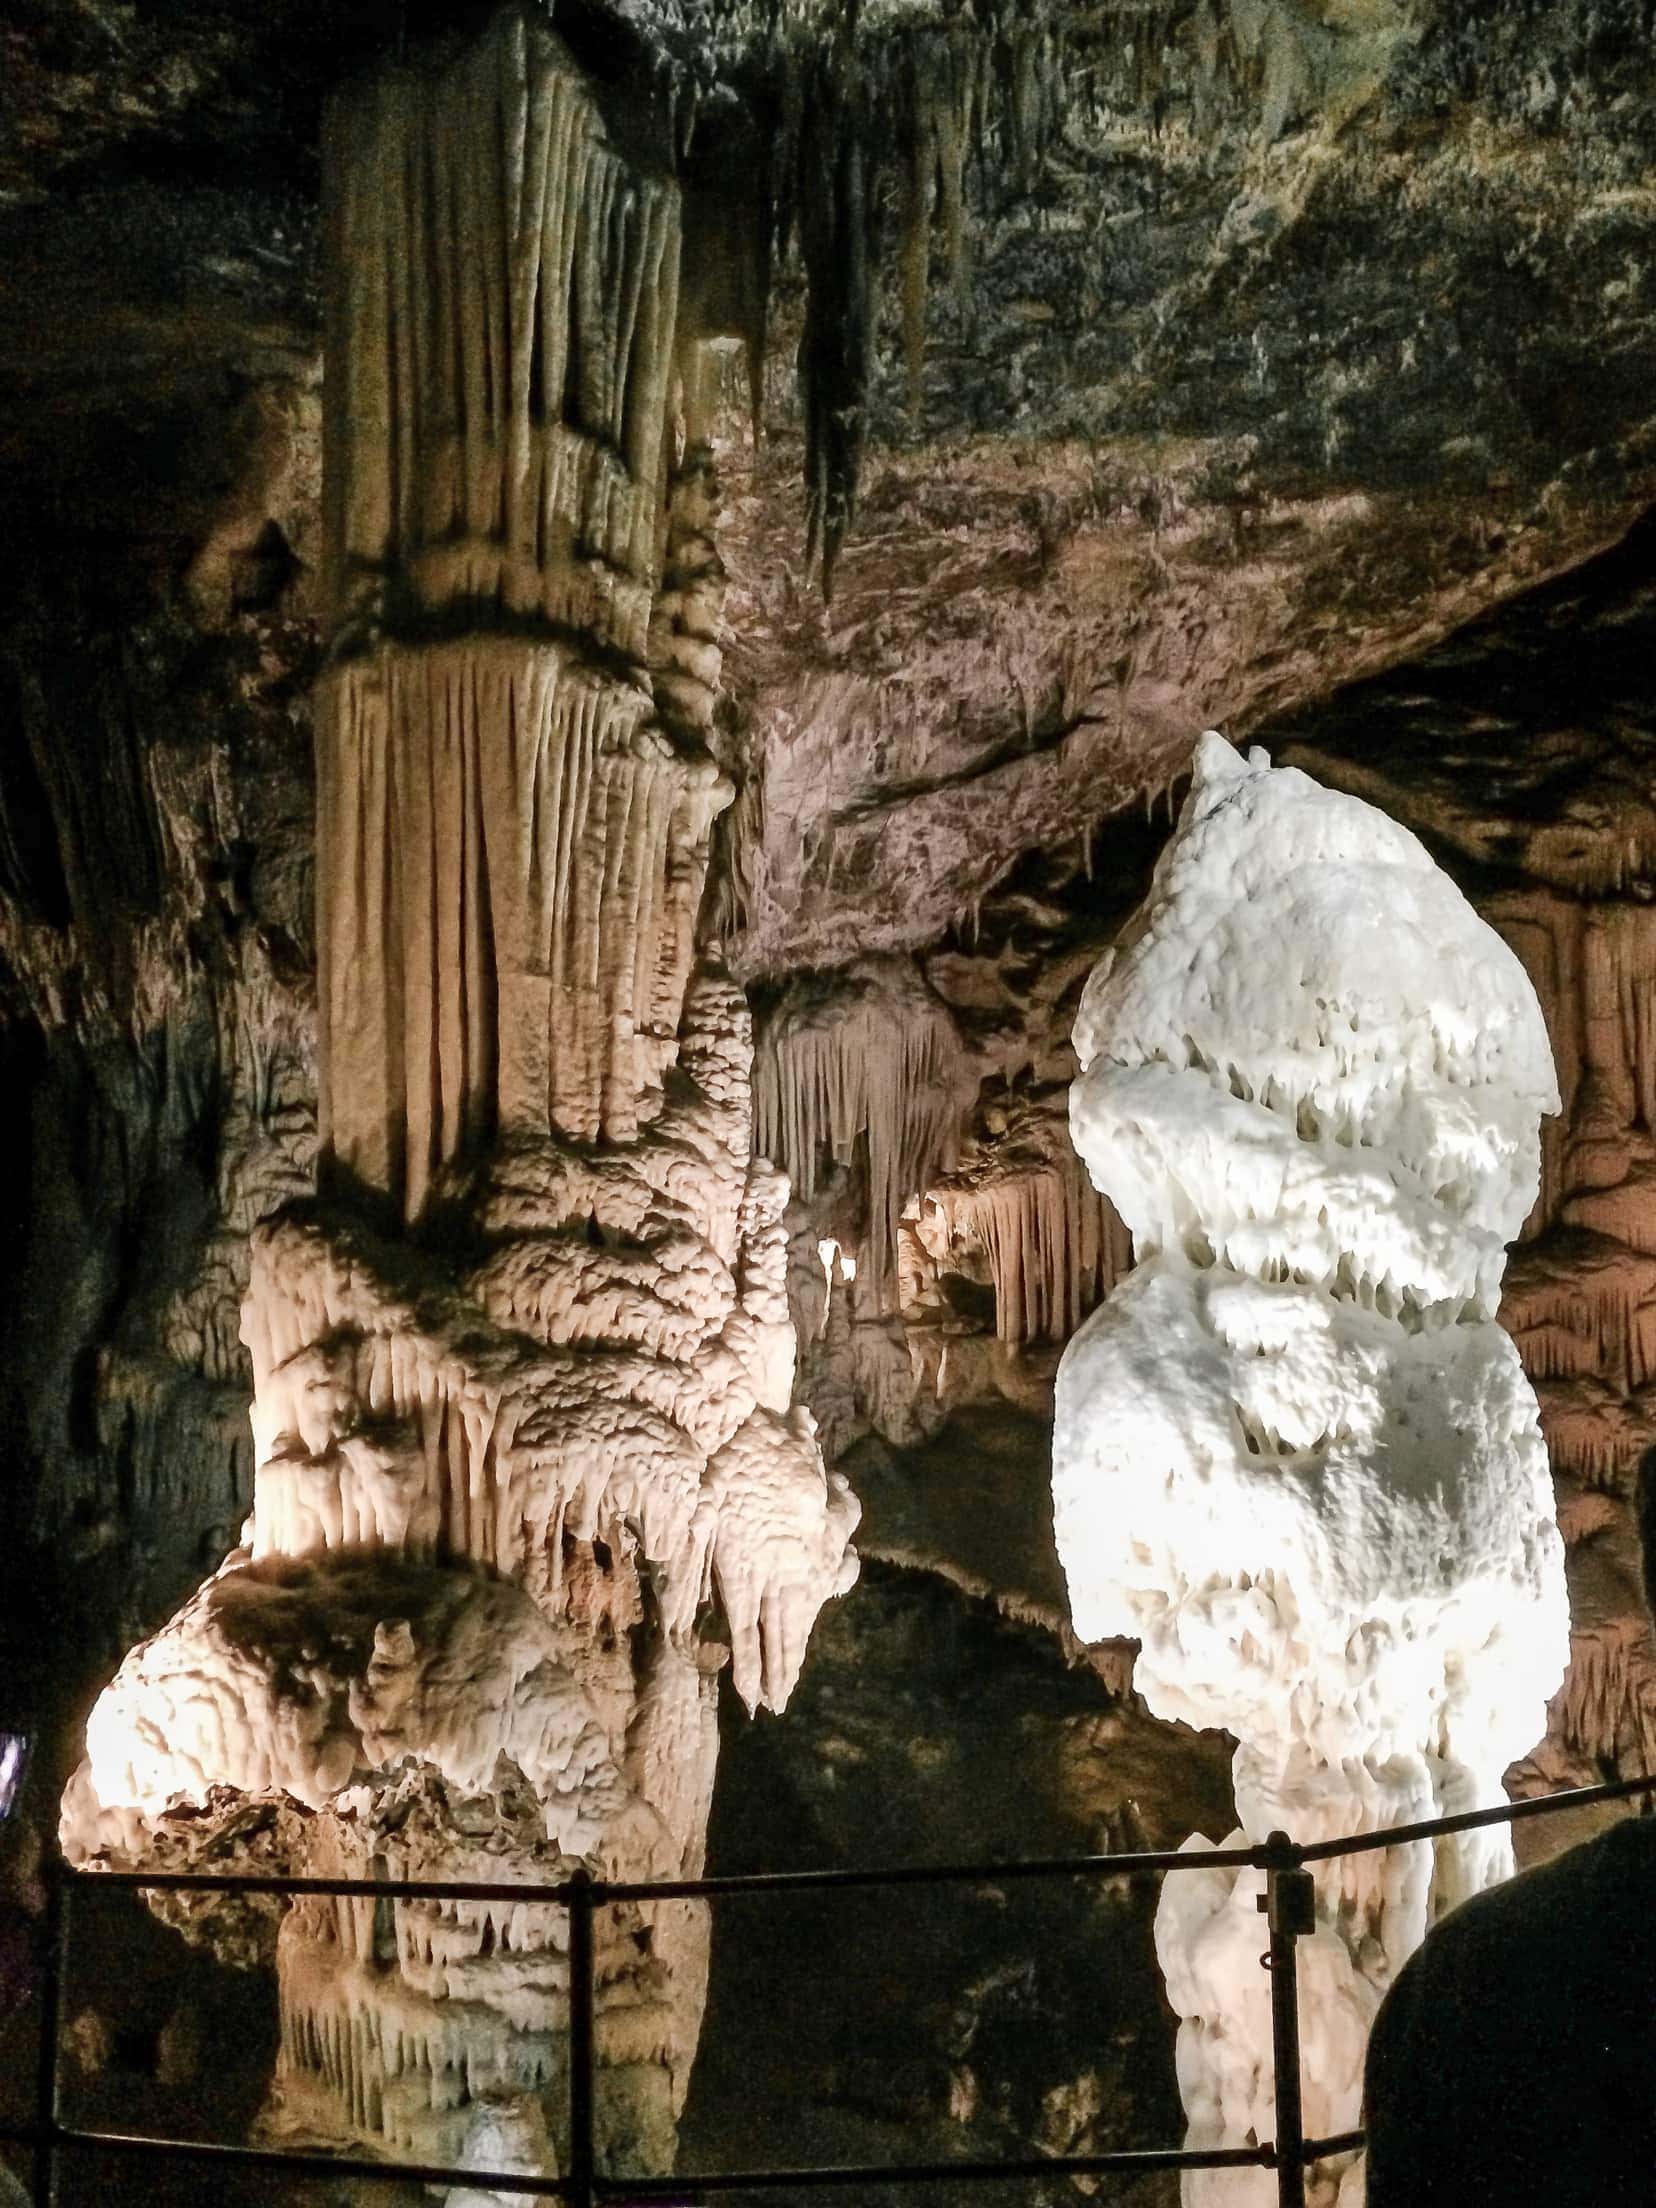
[5,0,1656,996]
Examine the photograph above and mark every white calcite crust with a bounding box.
[65,1554,626,1854]
[1053,733,1568,2206]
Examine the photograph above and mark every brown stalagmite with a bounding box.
[64,12,859,2200]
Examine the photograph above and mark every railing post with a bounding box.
[33,1862,65,2208]
[567,1867,597,2208]
[1259,1831,1315,2208]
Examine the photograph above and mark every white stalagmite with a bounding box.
[1051,733,1569,2206]
[62,13,859,2200]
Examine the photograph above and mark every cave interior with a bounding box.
[2,0,1656,2202]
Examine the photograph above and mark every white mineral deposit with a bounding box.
[1052,731,1570,2206]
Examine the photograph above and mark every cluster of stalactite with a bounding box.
[319,10,737,1217]
[330,0,1381,619]
[322,13,680,661]
[1495,888,1656,1477]
[926,1097,1133,1344]
[650,0,1074,590]
[662,0,1387,587]
[1484,888,1656,1780]
[762,9,1065,591]
[754,955,971,1311]
[318,646,730,1209]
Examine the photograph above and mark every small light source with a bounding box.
[0,1735,28,1822]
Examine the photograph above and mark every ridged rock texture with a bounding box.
[58,15,858,2197]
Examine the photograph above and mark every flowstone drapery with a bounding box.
[1052,734,1568,2205]
[61,12,858,2195]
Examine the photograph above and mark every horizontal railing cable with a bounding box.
[66,1769,1656,1906]
[1295,1768,1656,1863]
[2,1768,1646,2208]
[1,2127,573,2197]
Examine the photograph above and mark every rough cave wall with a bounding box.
[0,340,321,1728]
[3,0,1656,2189]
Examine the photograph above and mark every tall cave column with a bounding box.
[1051,735,1568,2205]
[61,11,858,2193]
[316,8,722,1198]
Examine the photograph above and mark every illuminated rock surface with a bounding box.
[59,14,857,2197]
[1053,734,1569,2203]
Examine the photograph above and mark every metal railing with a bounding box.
[3,1771,1651,2208]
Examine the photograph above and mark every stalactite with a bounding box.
[1504,1234,1656,1396]
[931,1120,1134,1345]
[796,49,877,599]
[1487,891,1656,1234]
[1488,886,1656,1680]
[580,0,1346,594]
[323,14,679,658]
[754,955,968,1309]
[1549,1616,1656,1776]
[897,85,931,430]
[755,4,1069,587]
[649,442,728,743]
[316,10,734,1216]
[320,645,731,1211]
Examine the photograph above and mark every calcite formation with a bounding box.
[317,14,724,1204]
[1283,624,1656,1790]
[62,11,858,2197]
[754,955,970,1308]
[1051,734,1569,2204]
[64,971,857,2182]
[926,1095,1131,1344]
